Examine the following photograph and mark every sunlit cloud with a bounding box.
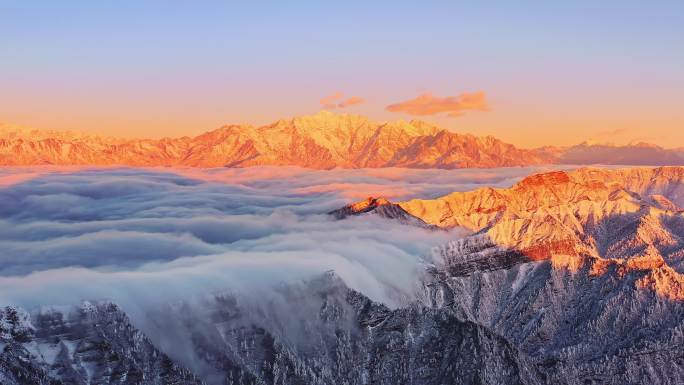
[320,92,365,109]
[386,91,489,117]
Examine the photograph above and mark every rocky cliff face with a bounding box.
[396,167,684,271]
[0,303,203,385]
[150,274,543,385]
[328,197,437,228]
[0,276,541,385]
[0,113,553,168]
[335,166,684,384]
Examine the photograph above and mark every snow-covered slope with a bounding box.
[422,234,684,384]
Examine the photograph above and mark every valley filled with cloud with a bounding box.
[0,165,554,312]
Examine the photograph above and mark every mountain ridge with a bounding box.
[5,113,684,168]
[0,112,553,168]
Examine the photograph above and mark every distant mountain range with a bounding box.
[3,112,682,168]
[538,141,684,166]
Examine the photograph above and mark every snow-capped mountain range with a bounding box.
[4,112,683,168]
[0,112,551,168]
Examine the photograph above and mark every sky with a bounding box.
[1,1,683,148]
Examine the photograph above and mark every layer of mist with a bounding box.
[0,166,552,312]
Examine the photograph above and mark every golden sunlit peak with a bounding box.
[349,196,392,212]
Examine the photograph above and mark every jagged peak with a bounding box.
[287,111,442,139]
[352,196,392,210]
[378,119,442,137]
[335,196,394,216]
[293,110,372,127]
[193,123,255,140]
[514,170,572,189]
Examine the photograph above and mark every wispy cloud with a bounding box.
[320,93,365,109]
[386,91,489,117]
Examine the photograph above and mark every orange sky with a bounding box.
[3,91,682,149]
[1,2,683,149]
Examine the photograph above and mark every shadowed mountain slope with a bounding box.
[0,275,543,385]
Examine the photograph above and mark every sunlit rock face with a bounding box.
[398,167,684,271]
[336,166,684,384]
[0,112,554,168]
[328,197,437,228]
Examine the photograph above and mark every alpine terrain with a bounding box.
[334,166,684,384]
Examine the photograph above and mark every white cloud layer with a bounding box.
[0,166,552,310]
